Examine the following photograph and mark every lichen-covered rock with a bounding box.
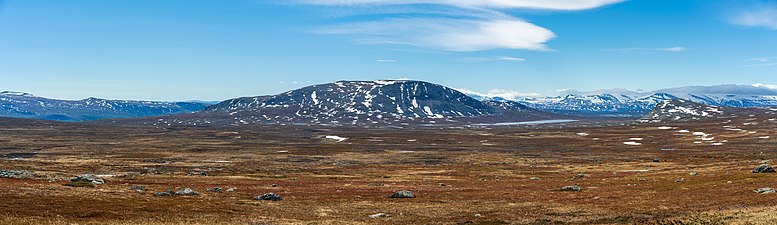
[752,164,776,173]
[560,185,582,192]
[71,174,105,185]
[388,190,415,198]
[255,193,283,201]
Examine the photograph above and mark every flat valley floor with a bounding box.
[1,115,777,225]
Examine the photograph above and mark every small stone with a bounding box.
[752,164,776,173]
[175,188,199,196]
[226,187,236,192]
[369,213,390,218]
[388,190,415,198]
[529,177,541,180]
[207,187,223,193]
[271,184,277,187]
[576,174,586,178]
[154,190,174,197]
[675,178,685,183]
[71,174,105,185]
[689,172,698,176]
[560,185,582,192]
[131,185,145,192]
[755,187,775,194]
[255,193,283,201]
[653,158,661,163]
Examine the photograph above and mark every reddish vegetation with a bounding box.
[1,113,777,224]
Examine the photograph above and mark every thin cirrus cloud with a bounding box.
[741,57,777,67]
[299,0,623,52]
[460,56,527,62]
[456,88,541,100]
[301,0,624,10]
[607,46,690,52]
[728,1,777,30]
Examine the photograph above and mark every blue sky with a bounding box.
[0,0,776,101]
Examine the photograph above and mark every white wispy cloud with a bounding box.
[754,83,777,89]
[741,57,777,67]
[376,59,397,63]
[728,2,777,30]
[457,88,541,100]
[299,0,622,51]
[301,0,624,10]
[608,46,690,52]
[460,56,527,62]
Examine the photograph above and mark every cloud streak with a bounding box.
[457,88,541,100]
[728,1,777,30]
[301,0,624,10]
[299,0,622,51]
[607,46,689,52]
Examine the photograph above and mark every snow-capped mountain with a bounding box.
[0,91,210,122]
[641,99,727,123]
[468,85,777,117]
[108,80,557,127]
[201,80,498,125]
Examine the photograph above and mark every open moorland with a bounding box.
[1,112,777,225]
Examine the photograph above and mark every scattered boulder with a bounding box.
[755,187,775,194]
[207,187,223,193]
[369,213,390,218]
[529,177,541,180]
[271,184,278,187]
[0,170,30,179]
[689,172,698,176]
[226,187,236,192]
[132,185,145,192]
[388,190,415,198]
[752,164,776,173]
[675,178,686,183]
[576,174,586,179]
[154,191,174,197]
[71,174,105,185]
[560,185,582,192]
[175,188,199,196]
[255,193,283,201]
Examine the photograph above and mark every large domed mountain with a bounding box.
[104,80,557,127]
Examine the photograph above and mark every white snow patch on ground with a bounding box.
[624,141,642,146]
[325,135,348,142]
[658,126,674,130]
[576,133,590,136]
[629,138,644,141]
[677,130,690,133]
[760,136,771,139]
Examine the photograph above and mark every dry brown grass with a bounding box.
[1,114,777,224]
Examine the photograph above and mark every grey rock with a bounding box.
[752,164,776,173]
[369,213,390,218]
[71,174,105,185]
[255,193,283,201]
[529,177,541,180]
[226,187,236,192]
[560,185,582,192]
[154,191,174,197]
[132,185,145,192]
[755,187,775,194]
[175,188,199,196]
[207,187,223,193]
[0,170,30,179]
[388,190,415,198]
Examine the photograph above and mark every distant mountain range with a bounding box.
[4,82,777,125]
[466,84,777,117]
[0,91,210,122]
